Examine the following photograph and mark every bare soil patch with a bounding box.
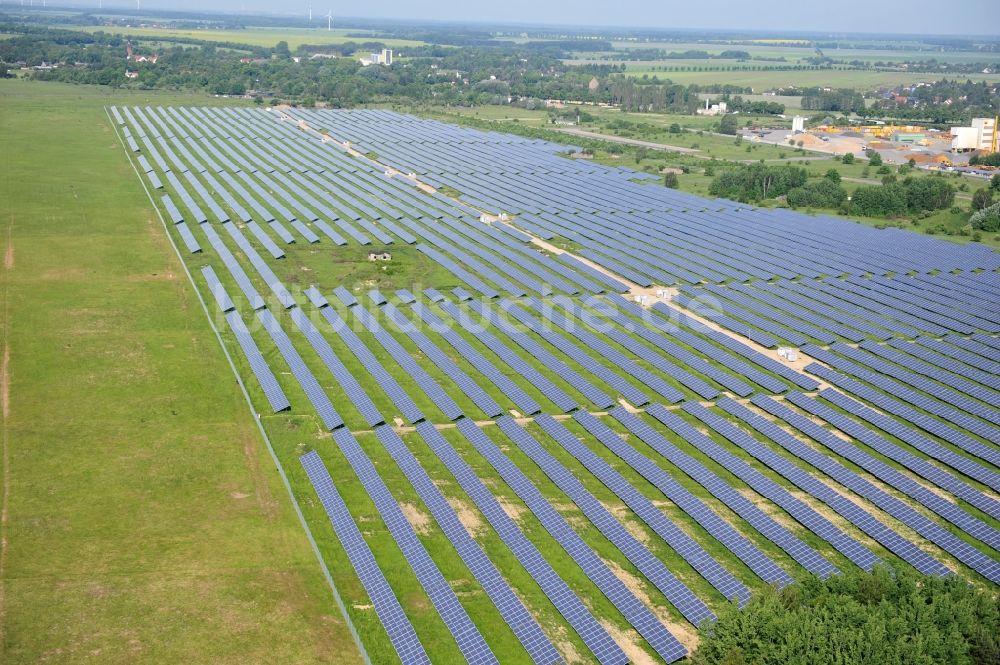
[399,502,432,535]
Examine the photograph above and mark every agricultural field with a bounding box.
[76,86,1000,665]
[564,63,1000,90]
[66,25,428,50]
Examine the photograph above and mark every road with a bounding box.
[550,126,704,155]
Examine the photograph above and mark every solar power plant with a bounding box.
[115,105,1000,664]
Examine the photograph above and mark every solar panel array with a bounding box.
[115,104,1000,663]
[299,451,432,665]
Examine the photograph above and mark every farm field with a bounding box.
[600,40,1000,64]
[65,25,428,50]
[0,80,362,664]
[94,91,1000,665]
[563,63,1000,90]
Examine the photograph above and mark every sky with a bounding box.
[91,0,1000,35]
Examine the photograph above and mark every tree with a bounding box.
[850,183,908,217]
[664,172,679,188]
[709,164,808,202]
[903,177,954,211]
[825,168,841,183]
[971,188,994,212]
[866,149,883,166]
[693,566,1000,665]
[718,113,738,135]
[787,179,847,208]
[971,202,1000,232]
[842,152,855,164]
[991,173,1000,191]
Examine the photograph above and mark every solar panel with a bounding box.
[161,194,184,224]
[499,416,715,624]
[201,266,235,313]
[411,303,540,416]
[331,428,497,664]
[257,309,344,431]
[681,402,952,578]
[583,409,793,586]
[224,311,289,413]
[466,300,614,409]
[412,423,625,664]
[382,303,503,418]
[456,419,688,664]
[810,387,1000,513]
[540,413,749,604]
[289,307,385,428]
[317,307,424,424]
[201,224,266,310]
[373,426,560,664]
[176,222,201,254]
[423,288,445,303]
[299,451,431,665]
[333,286,359,308]
[305,286,329,309]
[752,394,1000,568]
[804,362,1000,485]
[503,301,651,406]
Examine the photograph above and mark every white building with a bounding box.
[366,48,394,66]
[951,116,998,152]
[697,99,728,116]
[791,116,805,133]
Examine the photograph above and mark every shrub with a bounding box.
[970,201,1000,232]
[692,566,1000,665]
[970,188,993,212]
[842,153,855,164]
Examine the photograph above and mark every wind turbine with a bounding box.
[324,9,332,31]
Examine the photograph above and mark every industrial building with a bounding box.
[362,48,394,66]
[951,116,998,152]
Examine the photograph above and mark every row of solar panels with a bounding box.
[133,105,1000,290]
[673,271,1000,350]
[122,106,620,300]
[273,109,999,277]
[215,270,1000,580]
[293,383,999,664]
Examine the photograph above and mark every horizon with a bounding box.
[8,0,1000,37]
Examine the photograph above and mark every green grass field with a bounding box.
[0,79,362,664]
